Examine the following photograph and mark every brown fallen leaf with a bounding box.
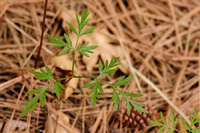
[81,29,124,73]
[45,107,80,133]
[0,120,27,133]
[64,77,79,100]
[54,1,77,33]
[51,54,73,71]
[45,113,68,133]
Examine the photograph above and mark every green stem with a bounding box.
[57,75,95,81]
[57,77,71,81]
[73,75,96,79]
[72,50,76,75]
[72,35,80,75]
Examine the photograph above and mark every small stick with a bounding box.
[34,0,48,68]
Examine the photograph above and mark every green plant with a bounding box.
[182,109,200,133]
[149,109,200,133]
[22,9,146,117]
[150,110,178,133]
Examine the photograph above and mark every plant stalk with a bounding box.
[34,0,48,68]
[72,36,80,75]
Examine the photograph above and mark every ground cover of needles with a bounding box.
[0,0,199,132]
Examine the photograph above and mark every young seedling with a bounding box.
[149,110,178,133]
[22,9,146,118]
[149,109,200,133]
[182,109,200,133]
[22,8,200,133]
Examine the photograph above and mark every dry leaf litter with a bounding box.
[0,0,200,132]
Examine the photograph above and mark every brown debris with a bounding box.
[0,0,200,132]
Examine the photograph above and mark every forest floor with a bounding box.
[0,0,199,133]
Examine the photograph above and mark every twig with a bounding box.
[35,0,48,68]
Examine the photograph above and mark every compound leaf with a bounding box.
[48,36,66,47]
[30,67,53,81]
[101,58,119,75]
[22,104,32,117]
[149,118,163,127]
[67,22,78,35]
[81,27,95,36]
[45,66,53,76]
[77,42,98,57]
[22,94,42,117]
[58,47,71,56]
[98,60,103,74]
[112,88,120,110]
[41,91,46,107]
[82,81,96,88]
[129,99,147,114]
[89,86,99,106]
[81,8,89,23]
[79,19,90,33]
[52,81,65,100]
[95,80,104,94]
[113,76,133,87]
[158,127,165,133]
[64,33,72,48]
[76,14,80,25]
[27,88,42,95]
